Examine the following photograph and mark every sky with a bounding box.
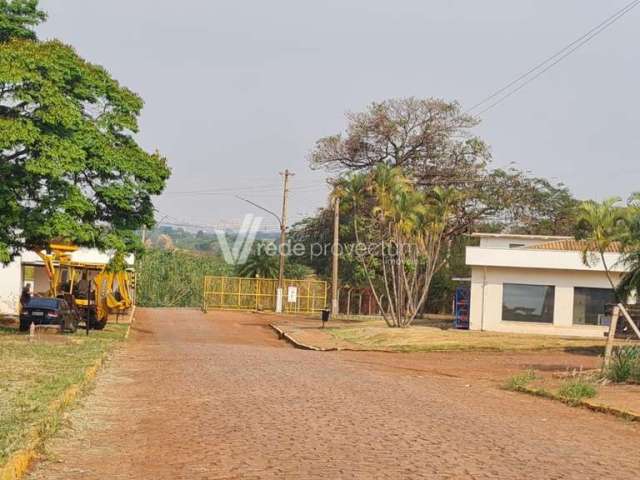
[37,0,640,231]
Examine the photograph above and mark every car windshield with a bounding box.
[26,298,59,310]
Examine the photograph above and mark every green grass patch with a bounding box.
[557,378,597,404]
[605,346,640,383]
[0,324,128,465]
[504,370,536,391]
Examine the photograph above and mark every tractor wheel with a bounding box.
[93,317,108,330]
[67,316,78,333]
[19,318,30,332]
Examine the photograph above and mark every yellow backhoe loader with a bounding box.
[37,243,134,330]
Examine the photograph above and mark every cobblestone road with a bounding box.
[29,309,639,479]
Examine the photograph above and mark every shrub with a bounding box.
[558,378,597,404]
[136,249,234,307]
[605,346,640,383]
[504,370,536,391]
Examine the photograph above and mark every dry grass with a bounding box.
[328,321,608,353]
[0,323,128,465]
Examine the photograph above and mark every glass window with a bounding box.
[23,265,35,281]
[573,287,616,326]
[502,284,555,323]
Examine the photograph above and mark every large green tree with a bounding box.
[0,0,170,263]
[0,0,44,42]
[336,165,457,327]
[305,97,577,313]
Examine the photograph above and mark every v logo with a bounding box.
[214,214,263,265]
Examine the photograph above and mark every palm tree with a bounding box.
[340,164,455,327]
[237,244,279,279]
[576,197,626,295]
[617,194,640,300]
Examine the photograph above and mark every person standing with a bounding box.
[20,284,32,311]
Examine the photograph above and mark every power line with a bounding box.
[470,0,640,115]
[469,0,640,112]
[162,182,327,196]
[157,220,282,232]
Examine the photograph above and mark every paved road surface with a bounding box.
[28,309,639,479]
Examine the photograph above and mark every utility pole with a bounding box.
[277,169,294,312]
[331,195,340,315]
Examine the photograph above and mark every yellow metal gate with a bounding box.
[203,276,327,313]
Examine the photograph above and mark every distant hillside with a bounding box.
[146,225,279,254]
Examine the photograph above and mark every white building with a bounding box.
[466,233,629,338]
[0,249,134,315]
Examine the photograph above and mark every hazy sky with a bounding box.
[37,1,639,231]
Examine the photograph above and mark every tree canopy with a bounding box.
[310,97,577,237]
[335,164,457,327]
[618,198,640,300]
[303,97,582,317]
[0,0,44,42]
[576,195,640,302]
[0,0,170,263]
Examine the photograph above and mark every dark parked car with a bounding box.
[19,297,79,333]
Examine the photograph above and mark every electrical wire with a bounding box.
[470,0,640,115]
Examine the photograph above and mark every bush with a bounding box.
[605,346,640,383]
[136,249,234,307]
[504,370,536,391]
[558,378,597,403]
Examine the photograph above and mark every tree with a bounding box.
[236,241,312,279]
[338,165,456,327]
[237,244,279,279]
[309,97,569,238]
[0,0,44,42]
[288,204,370,288]
[0,1,170,263]
[156,234,176,252]
[576,197,626,295]
[307,97,577,313]
[495,177,579,236]
[616,193,640,300]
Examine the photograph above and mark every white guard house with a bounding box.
[466,233,630,338]
[0,249,134,315]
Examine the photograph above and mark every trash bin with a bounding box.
[321,309,330,322]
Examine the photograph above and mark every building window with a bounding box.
[23,265,35,282]
[509,243,525,249]
[573,287,616,326]
[502,283,555,323]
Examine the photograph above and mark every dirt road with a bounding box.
[28,309,639,479]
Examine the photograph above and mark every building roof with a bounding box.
[528,239,624,253]
[470,233,573,241]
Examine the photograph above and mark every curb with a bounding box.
[268,324,403,353]
[0,321,133,480]
[269,324,335,351]
[124,308,135,340]
[515,386,640,422]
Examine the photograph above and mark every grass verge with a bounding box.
[327,322,607,353]
[504,370,640,421]
[0,324,128,476]
[504,370,536,391]
[604,346,640,383]
[557,378,597,404]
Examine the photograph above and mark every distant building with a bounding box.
[466,233,631,338]
[0,249,134,315]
